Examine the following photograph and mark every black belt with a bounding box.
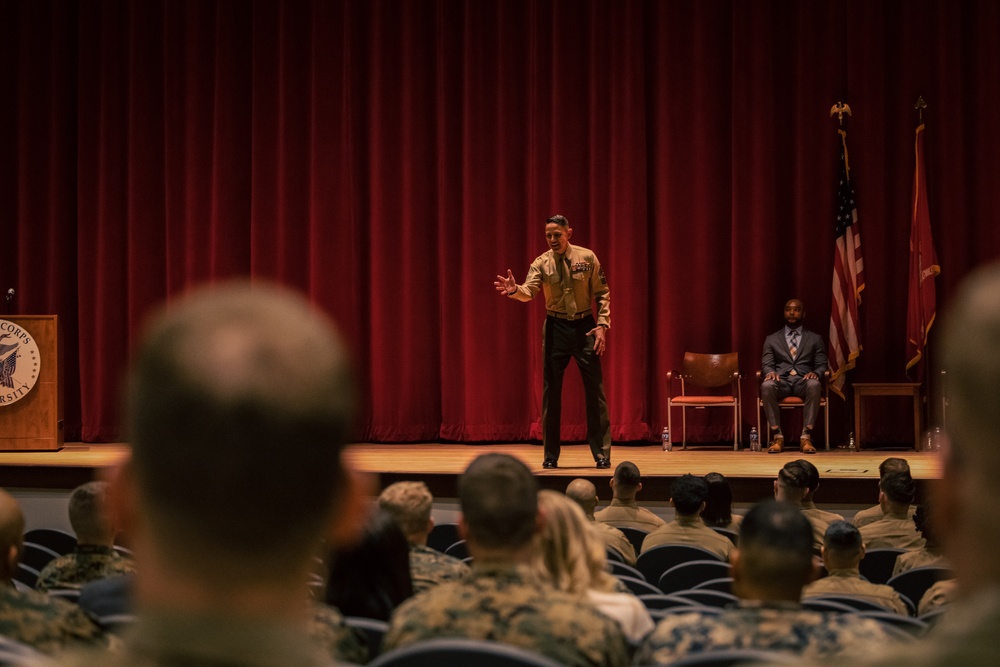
[547,310,593,321]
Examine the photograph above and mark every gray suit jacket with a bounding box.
[761,327,827,382]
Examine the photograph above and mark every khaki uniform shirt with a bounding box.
[918,579,957,616]
[801,567,909,615]
[892,549,947,577]
[589,519,637,565]
[639,515,734,561]
[409,543,470,594]
[853,504,916,528]
[384,561,630,667]
[635,600,896,665]
[801,502,844,551]
[508,244,611,328]
[859,512,927,551]
[594,499,666,531]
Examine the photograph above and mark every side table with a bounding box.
[853,382,922,451]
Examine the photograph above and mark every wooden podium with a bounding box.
[0,316,63,451]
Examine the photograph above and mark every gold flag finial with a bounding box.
[915,96,927,123]
[829,102,852,126]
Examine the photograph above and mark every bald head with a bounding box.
[566,479,598,517]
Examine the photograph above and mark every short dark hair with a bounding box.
[823,520,863,555]
[68,482,110,543]
[795,459,820,492]
[546,214,569,227]
[613,461,641,488]
[738,501,814,587]
[128,281,356,574]
[880,470,916,505]
[671,474,709,515]
[879,457,910,477]
[458,453,538,550]
[777,461,809,491]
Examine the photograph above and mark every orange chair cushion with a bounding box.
[670,396,738,405]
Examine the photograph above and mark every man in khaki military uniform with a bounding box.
[378,481,470,593]
[852,458,916,528]
[384,453,630,667]
[802,521,909,614]
[797,459,845,542]
[858,471,926,551]
[640,474,734,561]
[565,478,636,565]
[773,460,839,551]
[495,214,611,469]
[35,482,136,592]
[594,461,666,531]
[636,501,895,665]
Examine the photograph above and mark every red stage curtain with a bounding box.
[3,0,999,444]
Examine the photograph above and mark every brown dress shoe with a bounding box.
[767,435,784,454]
[800,435,817,454]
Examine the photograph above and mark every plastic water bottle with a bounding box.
[661,427,672,451]
[749,427,759,452]
[848,432,856,451]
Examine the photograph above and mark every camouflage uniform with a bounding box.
[800,502,844,551]
[0,584,109,655]
[635,599,897,665]
[409,543,470,594]
[859,512,927,551]
[801,567,909,614]
[594,499,665,531]
[35,545,137,592]
[589,519,636,565]
[383,561,630,667]
[639,515,734,560]
[308,603,368,664]
[48,610,337,667]
[852,504,916,528]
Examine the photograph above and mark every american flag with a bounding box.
[905,123,940,379]
[828,127,865,397]
[0,349,15,389]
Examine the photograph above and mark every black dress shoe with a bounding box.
[542,459,558,469]
[595,458,611,469]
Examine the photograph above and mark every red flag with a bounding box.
[828,128,865,398]
[905,123,940,379]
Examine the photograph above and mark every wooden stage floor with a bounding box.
[0,442,942,505]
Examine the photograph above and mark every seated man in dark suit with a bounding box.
[760,299,827,454]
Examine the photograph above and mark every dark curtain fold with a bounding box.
[3,0,999,444]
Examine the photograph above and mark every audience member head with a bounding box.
[68,481,115,547]
[879,457,910,478]
[379,481,434,545]
[774,461,809,505]
[821,520,865,569]
[458,453,539,557]
[565,478,599,518]
[701,472,735,528]
[324,508,414,621]
[610,461,642,500]
[938,262,1000,588]
[879,470,916,513]
[0,490,24,583]
[795,459,821,502]
[534,490,617,595]
[731,501,814,602]
[670,474,708,517]
[120,281,362,603]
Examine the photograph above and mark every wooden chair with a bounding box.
[755,370,831,450]
[667,352,742,450]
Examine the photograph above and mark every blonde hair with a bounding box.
[534,489,617,594]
